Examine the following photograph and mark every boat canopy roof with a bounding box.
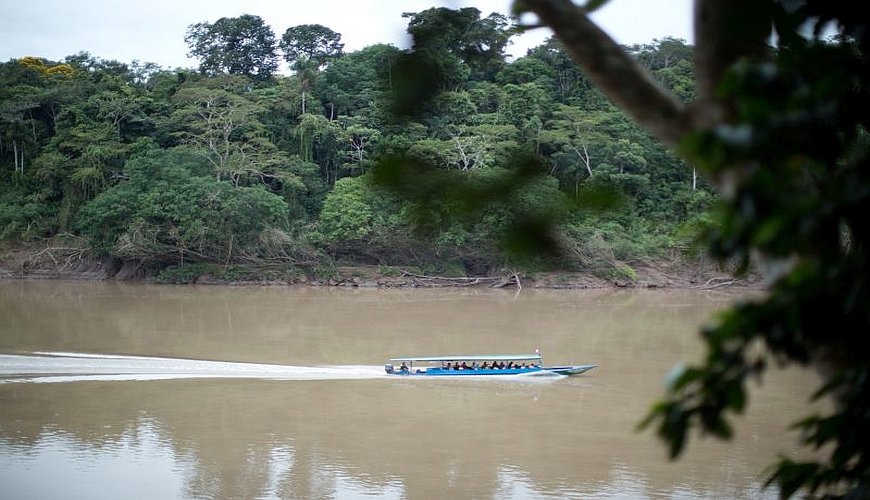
[389,354,542,363]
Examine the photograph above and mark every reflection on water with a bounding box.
[0,282,816,499]
[1,377,783,499]
[1,419,188,499]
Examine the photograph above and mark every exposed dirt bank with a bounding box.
[0,241,761,290]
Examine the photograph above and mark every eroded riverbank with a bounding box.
[0,242,759,290]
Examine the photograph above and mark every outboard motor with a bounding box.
[384,364,394,374]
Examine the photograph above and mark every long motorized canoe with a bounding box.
[384,353,596,377]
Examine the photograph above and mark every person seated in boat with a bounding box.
[461,361,470,370]
[471,361,479,370]
[499,361,506,369]
[399,362,409,373]
[507,361,514,369]
[481,361,489,369]
[452,362,460,370]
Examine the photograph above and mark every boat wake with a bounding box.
[0,352,389,384]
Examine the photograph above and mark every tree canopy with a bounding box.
[280,24,344,71]
[0,14,706,278]
[403,7,514,85]
[185,14,279,79]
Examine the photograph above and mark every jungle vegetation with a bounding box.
[0,9,708,280]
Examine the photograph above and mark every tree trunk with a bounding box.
[29,110,37,142]
[572,144,593,177]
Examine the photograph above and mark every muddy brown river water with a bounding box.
[0,281,817,499]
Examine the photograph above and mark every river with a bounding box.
[0,281,817,499]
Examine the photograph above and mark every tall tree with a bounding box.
[169,76,303,200]
[525,37,597,104]
[280,24,344,71]
[185,14,279,80]
[279,24,344,116]
[628,37,694,71]
[320,43,401,119]
[539,104,612,187]
[403,7,514,86]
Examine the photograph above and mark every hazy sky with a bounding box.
[0,0,693,70]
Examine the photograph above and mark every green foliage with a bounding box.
[403,7,512,84]
[315,174,410,261]
[388,51,446,122]
[185,15,279,79]
[309,262,338,280]
[373,153,570,265]
[317,175,382,243]
[499,83,551,133]
[609,263,636,282]
[627,37,693,71]
[156,263,209,284]
[0,189,54,239]
[76,148,289,264]
[0,8,705,278]
[156,263,265,283]
[378,265,401,277]
[525,37,599,105]
[280,24,344,70]
[496,57,557,87]
[320,44,400,118]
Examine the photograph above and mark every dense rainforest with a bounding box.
[0,8,713,283]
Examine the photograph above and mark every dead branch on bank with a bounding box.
[27,234,90,271]
[398,269,523,289]
[696,276,738,289]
